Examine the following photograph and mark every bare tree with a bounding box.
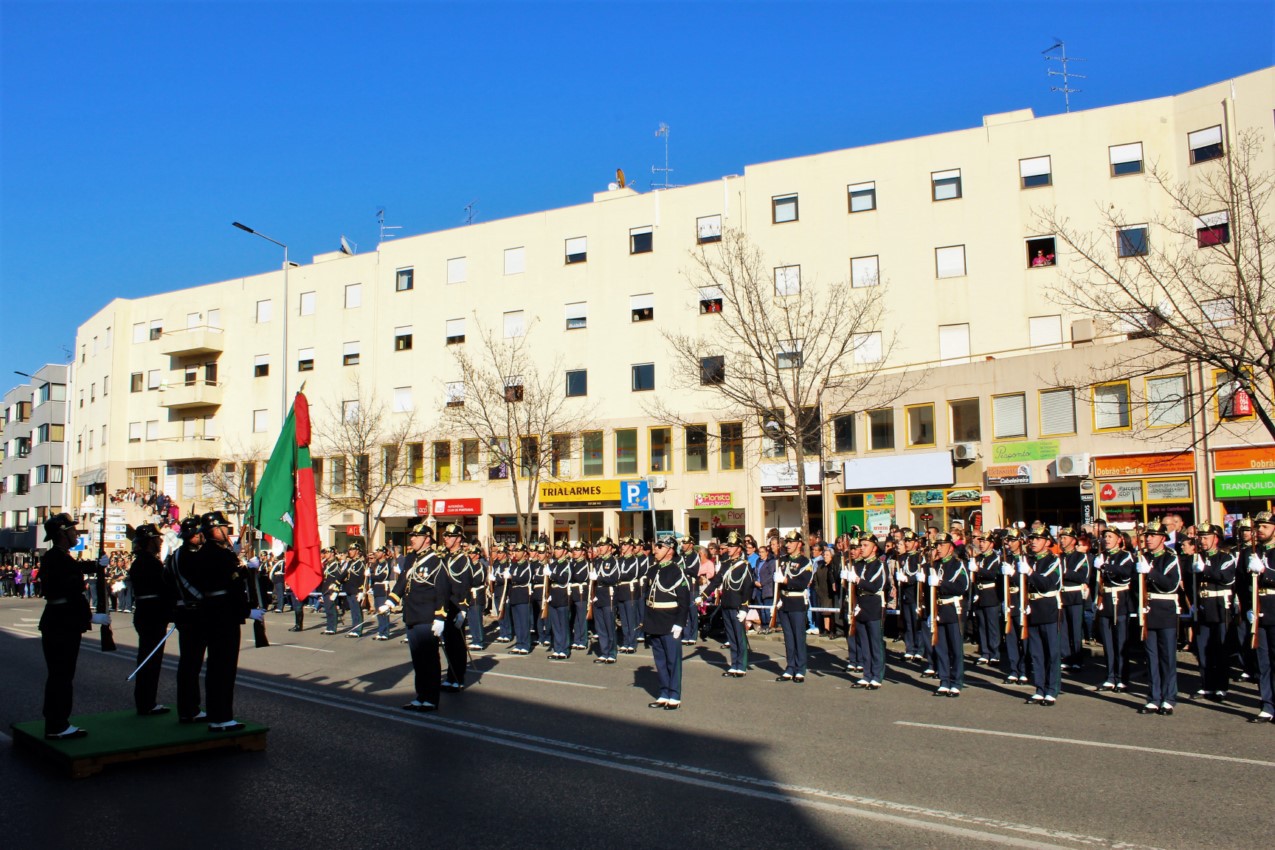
[443,317,594,543]
[200,442,264,530]
[654,228,916,536]
[313,376,424,547]
[1040,127,1275,441]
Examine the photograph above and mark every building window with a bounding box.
[949,398,981,442]
[698,287,723,313]
[149,319,163,340]
[615,429,638,475]
[299,291,316,316]
[1093,381,1132,431]
[1027,236,1056,267]
[446,256,467,284]
[130,372,143,393]
[700,355,725,385]
[503,376,524,403]
[565,302,588,330]
[565,369,587,398]
[344,283,362,309]
[777,339,803,370]
[935,245,966,278]
[50,465,63,484]
[253,354,269,377]
[650,427,672,472]
[550,434,573,477]
[774,265,800,296]
[395,268,414,292]
[630,226,653,254]
[868,409,895,451]
[1117,225,1149,258]
[719,422,743,470]
[433,441,451,484]
[631,363,655,392]
[1202,298,1235,328]
[932,168,962,201]
[132,322,147,343]
[1028,315,1064,350]
[503,311,525,338]
[1039,389,1077,436]
[393,386,413,413]
[848,181,876,213]
[696,214,722,244]
[1019,156,1052,188]
[445,382,464,407]
[331,457,346,495]
[256,300,272,323]
[147,369,161,390]
[446,318,466,344]
[772,194,798,223]
[342,400,360,422]
[938,323,970,366]
[129,422,142,443]
[685,425,708,472]
[1109,142,1143,176]
[404,444,423,486]
[992,393,1027,440]
[850,255,879,289]
[582,431,603,476]
[1188,125,1224,165]
[630,294,654,322]
[252,409,268,433]
[906,404,935,447]
[799,406,821,455]
[1196,211,1230,247]
[297,347,314,372]
[504,246,526,275]
[342,341,360,366]
[824,414,853,453]
[394,326,413,351]
[565,236,587,264]
[1146,375,1188,427]
[852,331,883,364]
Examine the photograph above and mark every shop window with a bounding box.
[687,424,712,473]
[630,226,653,254]
[1117,225,1148,258]
[1039,389,1077,436]
[700,355,725,385]
[992,393,1027,440]
[772,194,798,223]
[565,236,587,264]
[650,428,672,472]
[908,488,982,533]
[696,215,722,244]
[868,409,894,451]
[615,429,638,475]
[1092,381,1132,431]
[1196,211,1230,247]
[1146,375,1188,428]
[832,414,856,453]
[582,431,603,477]
[949,398,980,442]
[719,422,743,470]
[906,404,935,447]
[1026,236,1056,268]
[848,181,876,213]
[931,169,961,201]
[395,267,414,292]
[1188,125,1224,165]
[1109,142,1143,176]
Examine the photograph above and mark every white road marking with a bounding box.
[275,644,336,654]
[470,669,606,690]
[0,626,36,639]
[895,721,1275,768]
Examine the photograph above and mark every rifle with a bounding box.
[847,565,857,638]
[539,569,550,621]
[496,568,510,621]
[1018,566,1029,642]
[929,567,938,647]
[1137,555,1148,643]
[1003,572,1012,636]
[1252,547,1261,650]
[95,509,116,653]
[585,572,596,621]
[769,561,782,630]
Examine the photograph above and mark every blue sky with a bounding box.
[2,0,1271,371]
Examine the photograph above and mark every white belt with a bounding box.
[1062,584,1084,591]
[649,601,676,609]
[1200,589,1232,598]
[1105,586,1129,594]
[1029,590,1060,601]
[977,582,997,590]
[1149,592,1179,601]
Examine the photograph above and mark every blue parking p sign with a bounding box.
[621,479,650,512]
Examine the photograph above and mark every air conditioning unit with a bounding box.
[822,460,842,475]
[647,475,667,491]
[1056,454,1090,478]
[952,442,979,461]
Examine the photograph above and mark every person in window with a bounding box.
[1031,249,1056,267]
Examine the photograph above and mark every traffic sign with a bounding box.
[621,479,650,512]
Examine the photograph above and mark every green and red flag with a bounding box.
[251,391,323,600]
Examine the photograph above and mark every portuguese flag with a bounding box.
[251,391,323,600]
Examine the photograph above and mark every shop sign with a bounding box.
[910,488,981,506]
[344,524,362,536]
[1099,481,1142,504]
[867,509,894,538]
[864,492,895,507]
[415,499,431,517]
[1213,446,1275,472]
[709,509,746,530]
[760,461,821,493]
[433,498,482,516]
[1214,470,1275,499]
[991,440,1059,463]
[1093,452,1194,477]
[693,492,733,508]
[1145,479,1191,502]
[539,480,622,508]
[984,464,1032,486]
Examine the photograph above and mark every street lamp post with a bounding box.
[232,222,290,423]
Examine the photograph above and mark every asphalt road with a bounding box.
[1,600,1271,849]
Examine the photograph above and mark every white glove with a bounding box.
[1094,554,1105,570]
[1248,610,1257,624]
[1136,559,1152,575]
[774,570,786,585]
[377,603,392,615]
[1248,554,1266,574]
[672,625,683,639]
[501,569,511,579]
[736,610,747,623]
[1193,555,1205,574]
[249,608,265,621]
[853,605,861,617]
[91,613,111,625]
[1018,561,1030,576]
[1001,564,1015,576]
[839,568,850,581]
[895,569,905,583]
[589,569,598,581]
[928,573,940,587]
[848,568,859,583]
[431,619,445,637]
[542,565,551,577]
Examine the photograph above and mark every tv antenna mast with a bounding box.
[377,208,402,246]
[1043,40,1085,113]
[463,200,478,225]
[651,122,677,190]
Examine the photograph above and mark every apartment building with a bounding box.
[66,68,1275,546]
[0,365,69,553]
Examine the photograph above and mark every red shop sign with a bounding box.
[433,498,482,516]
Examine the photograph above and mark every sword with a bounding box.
[126,625,177,681]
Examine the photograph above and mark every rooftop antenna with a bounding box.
[339,235,356,255]
[463,199,478,226]
[376,208,402,246]
[1043,40,1085,113]
[651,122,677,190]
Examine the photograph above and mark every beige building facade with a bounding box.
[67,68,1275,548]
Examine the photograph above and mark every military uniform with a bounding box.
[677,540,701,644]
[465,550,489,650]
[1058,536,1091,670]
[505,547,535,654]
[491,548,513,643]
[970,544,1003,665]
[195,515,249,729]
[1095,542,1136,691]
[369,554,393,639]
[850,542,888,689]
[438,530,473,688]
[1193,528,1236,698]
[931,544,970,696]
[644,538,691,708]
[128,524,172,715]
[1139,534,1182,714]
[321,555,346,634]
[342,549,366,637]
[546,550,573,658]
[1001,537,1030,685]
[1248,513,1275,722]
[1024,532,1063,705]
[270,559,286,613]
[615,541,644,653]
[164,518,210,721]
[590,539,620,663]
[775,532,813,682]
[701,533,754,676]
[389,534,464,711]
[569,545,590,650]
[37,514,97,738]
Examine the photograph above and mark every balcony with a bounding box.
[156,436,222,462]
[158,381,223,409]
[160,327,224,357]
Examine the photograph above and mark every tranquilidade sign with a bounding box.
[1214,471,1275,499]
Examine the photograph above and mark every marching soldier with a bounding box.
[164,516,209,723]
[1057,527,1091,671]
[491,544,513,643]
[438,524,472,690]
[842,535,863,675]
[1023,527,1062,706]
[368,549,394,640]
[773,530,813,683]
[381,521,462,712]
[615,536,643,654]
[545,540,573,659]
[969,531,1003,666]
[320,549,345,635]
[569,540,590,651]
[590,536,620,663]
[465,544,488,651]
[700,531,755,677]
[1137,522,1181,715]
[504,543,535,654]
[928,533,969,697]
[1094,527,1135,693]
[128,523,172,716]
[644,536,691,709]
[531,542,551,646]
[1247,511,1275,723]
[269,555,286,613]
[1192,523,1235,701]
[343,543,366,638]
[37,513,104,739]
[197,511,253,731]
[1000,528,1029,686]
[849,534,888,690]
[677,535,701,644]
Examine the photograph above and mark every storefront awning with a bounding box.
[76,467,108,486]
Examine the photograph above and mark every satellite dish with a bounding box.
[340,236,355,255]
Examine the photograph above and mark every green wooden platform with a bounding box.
[10,710,268,778]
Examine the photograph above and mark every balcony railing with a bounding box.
[160,326,225,357]
[158,381,223,409]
